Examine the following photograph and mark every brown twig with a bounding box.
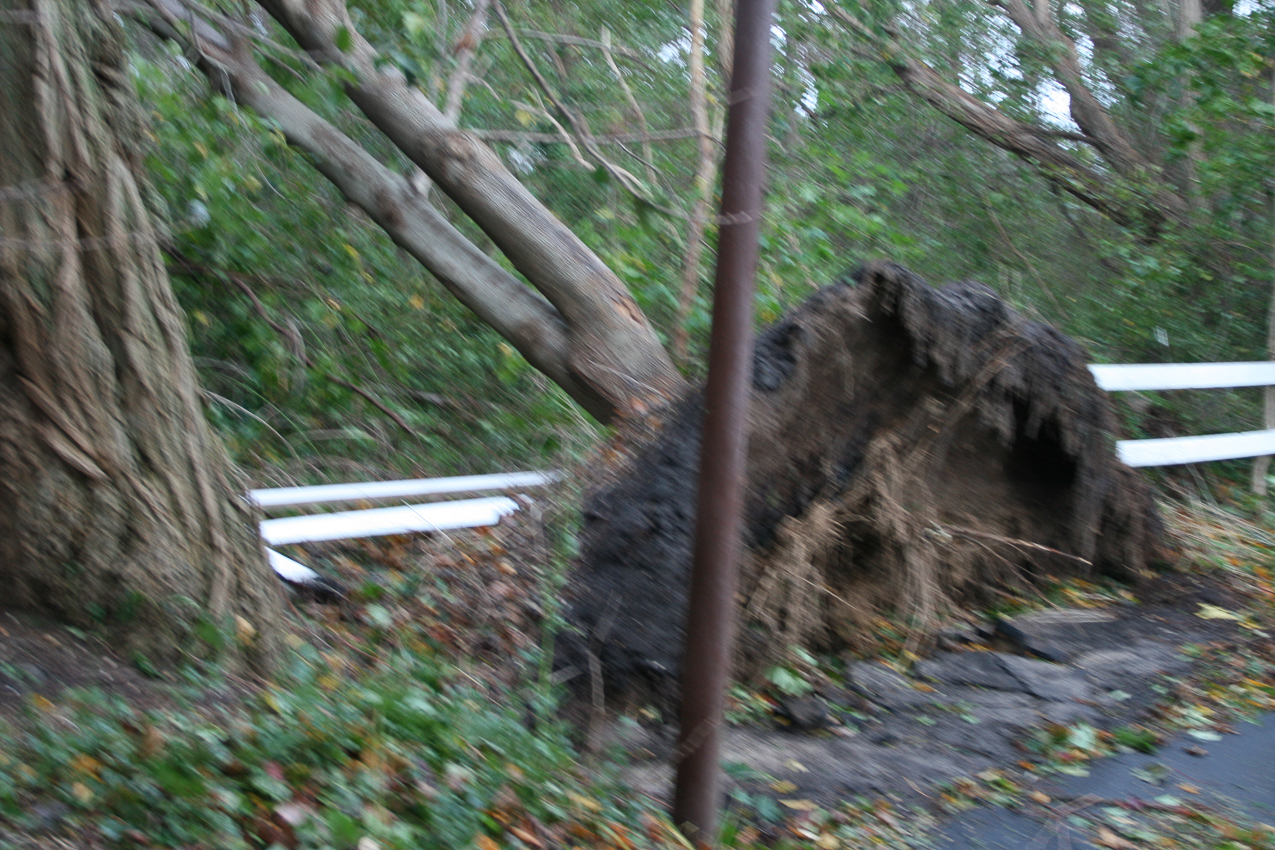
[599,26,659,189]
[944,524,1093,566]
[470,127,697,144]
[493,2,671,214]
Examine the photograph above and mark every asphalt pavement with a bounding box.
[933,713,1275,849]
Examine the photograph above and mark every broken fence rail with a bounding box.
[260,496,521,545]
[249,470,559,509]
[255,470,556,589]
[1090,361,1275,468]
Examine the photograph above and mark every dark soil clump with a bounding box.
[563,261,1165,705]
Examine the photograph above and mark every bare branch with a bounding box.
[500,28,651,67]
[443,0,491,123]
[829,3,1187,235]
[471,127,697,144]
[492,2,656,208]
[599,26,659,188]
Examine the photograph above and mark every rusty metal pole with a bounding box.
[672,0,777,843]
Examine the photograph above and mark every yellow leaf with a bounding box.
[816,833,839,849]
[508,825,542,847]
[408,294,426,310]
[780,799,819,811]
[1178,783,1200,794]
[194,142,208,157]
[1095,826,1138,849]
[235,615,257,645]
[784,759,808,773]
[515,108,534,127]
[1196,604,1241,620]
[474,835,500,850]
[770,780,798,794]
[70,754,101,776]
[1029,790,1050,804]
[29,694,54,712]
[71,781,93,804]
[568,792,601,812]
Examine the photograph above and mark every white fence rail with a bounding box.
[260,359,1273,587]
[249,471,558,509]
[1089,362,1275,468]
[257,470,555,589]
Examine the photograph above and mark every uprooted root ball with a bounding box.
[562,261,1164,706]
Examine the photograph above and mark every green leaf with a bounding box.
[335,26,353,53]
[402,12,427,37]
[327,810,361,845]
[1132,764,1170,785]
[767,666,812,697]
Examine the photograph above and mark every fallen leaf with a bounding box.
[1196,604,1240,620]
[568,792,601,812]
[70,754,101,776]
[474,836,498,850]
[1131,763,1170,785]
[1029,790,1051,804]
[770,780,798,794]
[507,825,543,847]
[71,782,93,804]
[235,615,257,644]
[275,802,314,826]
[784,759,808,773]
[780,799,819,811]
[1095,826,1138,849]
[139,724,164,759]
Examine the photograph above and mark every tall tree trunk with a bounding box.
[672,0,720,365]
[1250,73,1275,496]
[0,0,283,672]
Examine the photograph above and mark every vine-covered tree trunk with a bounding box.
[0,0,282,672]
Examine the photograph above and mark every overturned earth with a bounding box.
[560,261,1164,705]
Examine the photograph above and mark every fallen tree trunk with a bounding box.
[564,261,1164,704]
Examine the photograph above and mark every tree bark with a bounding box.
[672,0,720,365]
[0,0,282,672]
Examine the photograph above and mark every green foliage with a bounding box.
[130,45,594,482]
[1112,724,1161,753]
[125,0,1275,492]
[0,648,632,849]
